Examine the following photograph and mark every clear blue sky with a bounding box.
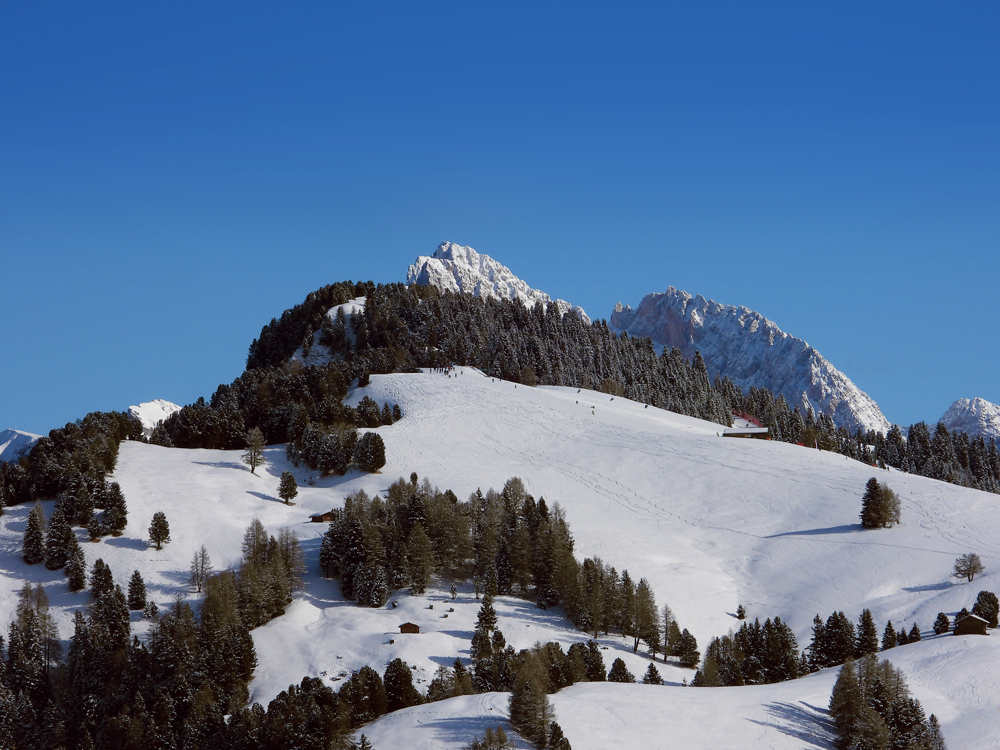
[2,2,998,436]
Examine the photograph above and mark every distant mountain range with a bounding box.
[407,242,590,323]
[0,428,40,463]
[938,397,1000,441]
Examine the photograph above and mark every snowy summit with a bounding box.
[611,288,891,435]
[407,242,590,323]
[939,397,1000,441]
[0,428,40,463]
[128,399,182,435]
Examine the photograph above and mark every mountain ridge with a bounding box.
[610,287,891,435]
[939,397,1000,441]
[407,242,590,323]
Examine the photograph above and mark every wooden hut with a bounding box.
[954,613,989,636]
[399,622,420,634]
[309,511,335,523]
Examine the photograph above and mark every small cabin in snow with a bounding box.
[399,622,420,634]
[723,410,770,439]
[310,511,335,523]
[954,613,989,636]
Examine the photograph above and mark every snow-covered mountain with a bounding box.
[939,397,1000,441]
[0,428,40,463]
[128,399,181,435]
[407,242,590,323]
[611,288,891,435]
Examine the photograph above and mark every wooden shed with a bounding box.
[399,622,420,634]
[309,511,335,523]
[954,613,989,636]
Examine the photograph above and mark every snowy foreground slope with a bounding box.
[0,368,997,746]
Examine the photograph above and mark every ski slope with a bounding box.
[0,367,996,746]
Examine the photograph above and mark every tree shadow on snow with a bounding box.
[903,581,956,593]
[401,716,528,749]
[192,460,246,472]
[766,524,864,539]
[246,490,281,504]
[747,701,833,749]
[102,536,152,552]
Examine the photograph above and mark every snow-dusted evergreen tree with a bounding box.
[128,570,146,610]
[148,512,170,550]
[882,620,897,651]
[44,506,73,570]
[103,481,128,536]
[607,657,635,683]
[855,608,879,657]
[277,471,298,504]
[406,522,433,595]
[383,658,422,713]
[66,538,87,592]
[22,502,46,565]
[353,432,386,473]
[972,590,999,627]
[933,612,950,635]
[642,662,664,685]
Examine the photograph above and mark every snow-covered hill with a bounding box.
[611,288,891,435]
[0,369,994,747]
[939,397,1000,441]
[0,427,40,463]
[128,399,181,435]
[407,242,590,322]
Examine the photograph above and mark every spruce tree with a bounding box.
[277,471,298,504]
[908,623,921,642]
[128,570,147,610]
[971,590,999,627]
[148,512,170,550]
[383,658,421,713]
[881,621,896,651]
[642,662,664,685]
[607,657,635,683]
[66,539,87,592]
[45,506,73,570]
[22,502,46,565]
[855,609,879,657]
[104,482,128,536]
[933,612,950,635]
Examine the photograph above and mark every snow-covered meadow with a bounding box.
[0,367,997,747]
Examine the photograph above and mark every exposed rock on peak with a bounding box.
[611,288,891,435]
[939,397,1000,441]
[407,242,589,323]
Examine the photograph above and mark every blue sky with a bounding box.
[2,2,998,436]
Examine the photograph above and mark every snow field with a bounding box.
[0,367,996,745]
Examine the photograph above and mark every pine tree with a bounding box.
[607,657,635,683]
[882,620,896,651]
[678,628,700,668]
[277,471,298,504]
[908,622,921,642]
[642,662,664,685]
[855,609,879,657]
[22,502,46,565]
[66,539,87,592]
[242,427,266,474]
[383,658,421,713]
[406,522,434,595]
[44,506,73,570]
[971,590,999,627]
[353,432,387,473]
[148,512,170,550]
[933,612,950,635]
[736,603,746,619]
[104,482,128,536]
[128,570,147,610]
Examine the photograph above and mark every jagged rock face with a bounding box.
[939,397,1000,441]
[407,242,590,323]
[611,288,891,435]
[0,428,40,463]
[128,399,181,435]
